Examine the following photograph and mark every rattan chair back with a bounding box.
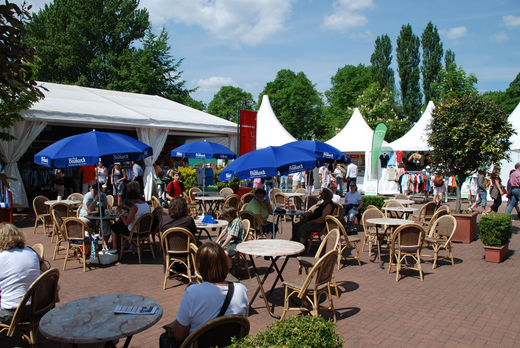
[31,243,44,259]
[223,194,240,211]
[392,223,424,250]
[67,193,84,202]
[33,195,49,216]
[189,187,202,201]
[219,187,234,197]
[315,228,340,257]
[301,250,338,297]
[331,202,343,218]
[290,195,305,210]
[180,315,250,348]
[362,207,384,230]
[240,192,254,207]
[106,195,115,209]
[430,214,457,240]
[394,194,408,200]
[274,192,287,209]
[161,227,196,256]
[382,200,404,208]
[425,208,449,236]
[63,217,89,242]
[295,188,308,194]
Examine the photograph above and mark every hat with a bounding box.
[426,165,431,169]
[114,162,121,165]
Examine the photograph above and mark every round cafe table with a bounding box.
[39,294,162,348]
[236,239,304,319]
[195,196,225,216]
[365,218,413,269]
[194,217,228,243]
[383,199,415,207]
[382,206,418,219]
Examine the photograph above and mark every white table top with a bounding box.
[383,199,415,205]
[237,239,304,257]
[275,209,306,216]
[195,196,225,201]
[382,207,418,212]
[45,199,82,206]
[366,218,413,226]
[194,218,228,229]
[284,192,306,197]
[39,293,162,344]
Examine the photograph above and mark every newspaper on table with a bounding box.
[114,304,159,315]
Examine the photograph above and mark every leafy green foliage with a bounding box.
[208,86,256,122]
[427,93,514,212]
[177,167,197,191]
[479,213,512,246]
[0,1,43,140]
[396,24,422,122]
[483,72,520,114]
[421,22,443,103]
[361,195,385,213]
[228,315,343,348]
[433,62,478,101]
[259,69,325,140]
[370,34,395,90]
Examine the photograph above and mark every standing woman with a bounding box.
[95,161,108,191]
[110,162,126,207]
[485,165,504,214]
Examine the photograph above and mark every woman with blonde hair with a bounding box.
[169,241,248,346]
[0,224,42,324]
[485,165,504,214]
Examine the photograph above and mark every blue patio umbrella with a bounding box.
[282,140,350,164]
[171,141,236,160]
[34,130,153,245]
[34,130,153,167]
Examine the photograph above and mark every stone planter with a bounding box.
[451,211,478,243]
[483,244,508,263]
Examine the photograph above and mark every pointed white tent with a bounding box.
[500,102,520,184]
[256,95,296,149]
[389,101,435,152]
[325,108,390,152]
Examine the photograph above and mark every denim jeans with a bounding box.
[280,175,288,192]
[506,187,520,213]
[335,177,344,196]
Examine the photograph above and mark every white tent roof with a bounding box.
[256,95,296,149]
[325,108,390,153]
[22,82,237,135]
[508,102,520,150]
[389,101,435,152]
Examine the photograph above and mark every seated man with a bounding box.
[344,183,362,229]
[244,188,275,237]
[291,188,334,246]
[79,182,110,242]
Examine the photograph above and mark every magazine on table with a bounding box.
[114,305,158,315]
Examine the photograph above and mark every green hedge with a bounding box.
[479,212,512,247]
[361,195,385,213]
[228,315,343,348]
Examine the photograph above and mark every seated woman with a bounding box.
[170,242,249,346]
[344,182,362,228]
[0,224,44,324]
[291,187,334,246]
[160,196,197,236]
[215,206,245,262]
[244,188,275,237]
[109,190,150,252]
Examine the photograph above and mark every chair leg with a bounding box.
[417,252,424,281]
[280,285,289,320]
[332,273,339,298]
[395,252,401,282]
[432,246,439,269]
[33,218,39,234]
[337,246,342,270]
[163,255,170,290]
[63,243,70,271]
[355,243,361,266]
[328,285,336,322]
[119,237,124,261]
[136,243,142,264]
[82,241,86,272]
[448,243,454,265]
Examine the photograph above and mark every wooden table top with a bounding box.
[383,199,415,205]
[237,239,304,257]
[39,293,162,344]
[382,207,418,212]
[45,199,82,206]
[366,218,414,226]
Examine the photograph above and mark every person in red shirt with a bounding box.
[79,165,96,194]
[165,170,185,203]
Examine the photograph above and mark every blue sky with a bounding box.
[23,0,520,105]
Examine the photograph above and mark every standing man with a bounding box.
[346,161,358,192]
[292,172,303,192]
[79,164,96,194]
[506,163,520,216]
[131,160,144,194]
[470,169,488,213]
[333,163,346,196]
[319,164,333,190]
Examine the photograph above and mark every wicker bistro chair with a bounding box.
[219,187,234,197]
[31,243,44,259]
[295,188,308,194]
[280,250,338,322]
[325,215,361,268]
[361,207,385,257]
[412,201,438,226]
[221,194,240,213]
[240,192,254,207]
[50,202,69,242]
[189,243,202,284]
[425,208,449,238]
[179,315,250,348]
[238,210,262,239]
[306,194,320,209]
[233,219,254,279]
[394,194,409,200]
[382,200,404,218]
[106,195,115,209]
[151,207,164,244]
[0,268,60,346]
[32,195,51,235]
[161,227,197,289]
[67,193,84,202]
[62,217,93,272]
[424,215,457,269]
[297,228,341,297]
[188,187,202,215]
[51,209,67,261]
[150,196,162,210]
[388,223,425,282]
[119,213,155,264]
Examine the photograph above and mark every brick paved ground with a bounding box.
[2,199,520,347]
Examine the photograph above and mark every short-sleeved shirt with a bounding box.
[166,181,184,199]
[345,190,362,205]
[346,163,358,178]
[176,282,249,335]
[0,247,40,309]
[227,217,245,241]
[132,163,144,177]
[79,165,96,184]
[319,166,331,187]
[79,191,108,217]
[245,198,269,221]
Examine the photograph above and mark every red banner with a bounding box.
[239,110,257,156]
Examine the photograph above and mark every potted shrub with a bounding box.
[451,210,479,243]
[479,213,512,263]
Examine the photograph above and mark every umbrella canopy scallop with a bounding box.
[171,141,236,160]
[282,140,350,164]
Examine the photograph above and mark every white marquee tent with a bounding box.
[389,101,435,152]
[256,95,296,149]
[500,102,520,184]
[0,82,237,207]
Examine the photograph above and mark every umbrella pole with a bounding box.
[202,159,206,215]
[96,180,108,251]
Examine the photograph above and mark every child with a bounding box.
[215,206,245,266]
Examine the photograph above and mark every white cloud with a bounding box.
[140,0,293,46]
[491,31,508,42]
[503,15,520,28]
[322,0,374,33]
[196,76,235,92]
[439,26,468,39]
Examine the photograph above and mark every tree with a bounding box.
[208,86,256,122]
[434,62,478,101]
[370,34,395,90]
[259,69,324,140]
[324,64,372,137]
[427,93,514,212]
[354,82,409,142]
[0,1,42,140]
[26,0,149,88]
[444,49,455,70]
[502,72,520,113]
[396,24,422,121]
[421,22,443,103]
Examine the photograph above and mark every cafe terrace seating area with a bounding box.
[2,194,520,347]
